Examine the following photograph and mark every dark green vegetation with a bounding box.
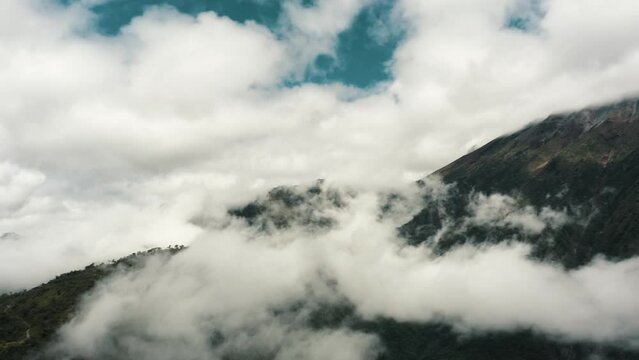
[2,99,639,359]
[365,321,639,360]
[227,180,349,232]
[0,265,106,360]
[0,247,184,360]
[304,303,639,360]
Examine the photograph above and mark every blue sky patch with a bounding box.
[302,0,403,88]
[86,0,283,34]
[58,0,403,89]
[504,0,546,32]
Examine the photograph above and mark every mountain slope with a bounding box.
[402,98,639,268]
[0,248,184,360]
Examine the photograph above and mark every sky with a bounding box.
[0,0,639,289]
[84,0,403,88]
[2,0,639,302]
[3,1,639,357]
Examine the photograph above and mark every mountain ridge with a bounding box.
[400,97,639,268]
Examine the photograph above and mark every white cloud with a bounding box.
[0,182,204,291]
[51,192,639,360]
[392,0,639,162]
[52,210,382,359]
[0,0,639,348]
[467,193,570,234]
[0,162,45,216]
[282,0,372,73]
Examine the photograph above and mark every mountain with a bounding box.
[402,98,639,268]
[0,248,185,360]
[2,98,639,359]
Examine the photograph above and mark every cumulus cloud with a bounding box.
[0,0,632,356]
[467,193,570,234]
[282,0,372,71]
[0,162,45,216]
[51,195,382,359]
[50,190,639,360]
[0,0,639,309]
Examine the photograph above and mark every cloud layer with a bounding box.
[2,0,639,294]
[51,189,639,359]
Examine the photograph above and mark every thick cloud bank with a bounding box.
[50,188,639,359]
[1,2,639,357]
[2,0,639,289]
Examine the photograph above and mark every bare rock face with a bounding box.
[437,98,639,199]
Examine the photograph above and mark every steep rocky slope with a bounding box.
[402,98,639,267]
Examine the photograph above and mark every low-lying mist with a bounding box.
[47,180,639,360]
